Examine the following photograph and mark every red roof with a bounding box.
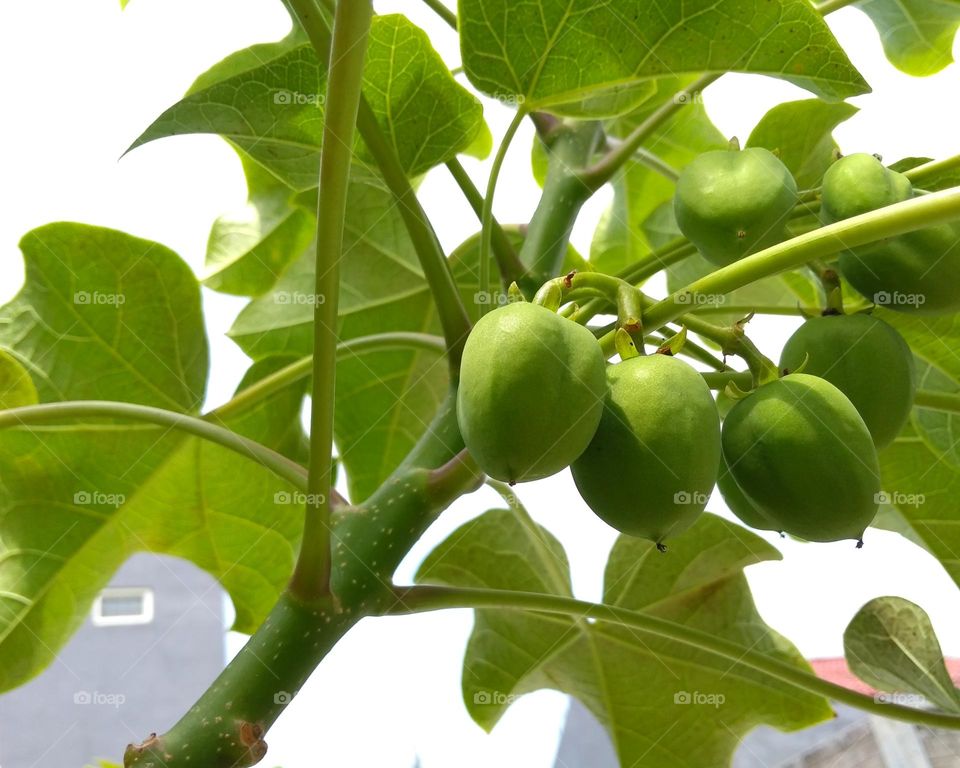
[810,657,960,696]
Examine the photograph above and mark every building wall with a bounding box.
[0,553,225,768]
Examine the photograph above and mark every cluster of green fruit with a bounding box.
[674,147,960,315]
[457,301,720,546]
[457,147,936,549]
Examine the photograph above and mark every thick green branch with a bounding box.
[125,394,475,768]
[644,187,960,330]
[520,121,603,280]
[292,0,373,600]
[0,401,308,491]
[389,585,960,732]
[126,592,350,768]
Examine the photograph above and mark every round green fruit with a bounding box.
[779,313,916,448]
[674,147,798,265]
[821,153,960,315]
[716,451,781,532]
[457,302,607,483]
[721,374,880,543]
[820,153,911,221]
[571,354,721,545]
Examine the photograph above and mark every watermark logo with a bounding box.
[874,291,926,309]
[273,90,324,106]
[74,690,126,708]
[473,690,523,706]
[74,490,125,508]
[473,291,513,307]
[674,291,726,307]
[273,691,294,705]
[875,692,926,707]
[674,690,725,708]
[875,491,925,508]
[673,91,704,106]
[74,291,125,306]
[274,490,326,506]
[273,291,326,306]
[674,491,709,507]
[494,94,526,107]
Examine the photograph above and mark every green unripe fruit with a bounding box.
[457,302,606,484]
[571,355,721,545]
[820,153,912,220]
[779,313,916,448]
[821,153,960,315]
[722,374,881,543]
[716,451,780,532]
[674,147,798,265]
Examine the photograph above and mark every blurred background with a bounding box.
[0,1,959,766]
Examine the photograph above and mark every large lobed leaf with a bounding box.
[874,308,960,587]
[204,151,317,297]
[459,0,869,118]
[0,224,307,692]
[130,15,487,190]
[227,169,449,502]
[0,224,207,411]
[418,511,831,767]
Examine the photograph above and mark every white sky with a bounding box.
[1,2,959,767]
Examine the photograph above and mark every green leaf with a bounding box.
[857,0,960,76]
[459,0,869,117]
[0,416,305,692]
[417,512,831,766]
[844,596,960,712]
[130,15,487,190]
[872,503,934,553]
[873,308,960,587]
[0,226,309,692]
[186,29,307,96]
[746,99,859,188]
[230,169,447,501]
[0,349,38,409]
[204,151,316,296]
[591,79,727,274]
[0,223,207,411]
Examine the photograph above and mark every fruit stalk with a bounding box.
[445,158,526,285]
[480,108,528,313]
[534,270,644,339]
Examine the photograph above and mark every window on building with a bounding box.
[91,587,154,626]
